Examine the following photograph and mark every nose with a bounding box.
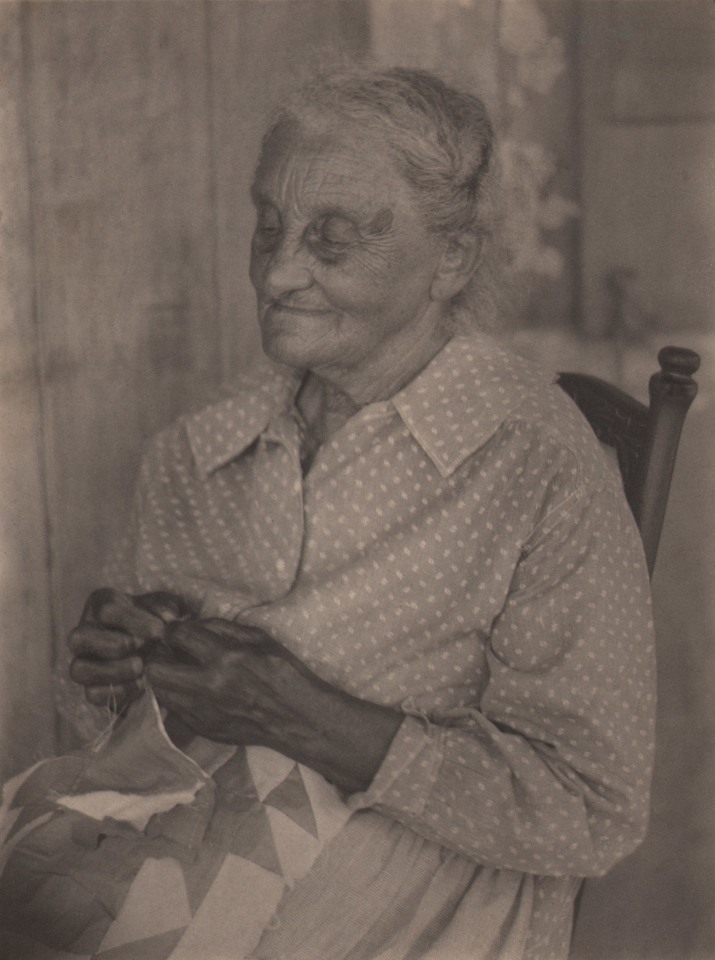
[256,235,313,301]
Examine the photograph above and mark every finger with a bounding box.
[83,589,165,642]
[201,621,300,671]
[151,684,193,713]
[150,688,202,733]
[145,658,205,693]
[200,619,268,645]
[133,592,197,623]
[68,625,145,659]
[85,679,144,708]
[70,655,144,687]
[163,620,223,663]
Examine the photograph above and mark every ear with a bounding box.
[429,231,484,302]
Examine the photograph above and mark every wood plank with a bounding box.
[0,2,56,778]
[577,2,715,335]
[207,0,370,382]
[23,1,221,689]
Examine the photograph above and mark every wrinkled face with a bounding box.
[249,121,448,380]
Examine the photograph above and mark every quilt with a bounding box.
[0,693,352,959]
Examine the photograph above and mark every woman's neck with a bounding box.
[296,320,454,457]
[295,375,361,453]
[312,310,455,408]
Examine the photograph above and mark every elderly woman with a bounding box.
[0,68,654,960]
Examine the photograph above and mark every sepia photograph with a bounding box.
[0,1,713,958]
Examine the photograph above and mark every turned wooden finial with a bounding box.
[651,346,700,408]
[657,346,701,380]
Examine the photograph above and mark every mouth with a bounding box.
[262,302,334,321]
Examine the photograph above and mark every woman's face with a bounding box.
[249,121,449,385]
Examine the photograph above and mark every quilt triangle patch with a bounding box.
[263,806,321,883]
[96,857,192,953]
[211,747,261,805]
[263,765,318,838]
[245,746,296,802]
[94,925,186,959]
[179,840,227,916]
[0,927,93,960]
[222,802,283,875]
[168,855,285,960]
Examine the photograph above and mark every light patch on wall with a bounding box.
[499,0,565,97]
[498,0,579,277]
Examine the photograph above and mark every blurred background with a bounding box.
[0,1,713,956]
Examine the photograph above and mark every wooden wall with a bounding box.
[0,0,368,779]
[578,1,715,336]
[0,3,56,780]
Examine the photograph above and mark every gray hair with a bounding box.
[258,66,503,328]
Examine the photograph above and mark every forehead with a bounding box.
[252,120,413,216]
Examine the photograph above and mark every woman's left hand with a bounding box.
[145,618,402,793]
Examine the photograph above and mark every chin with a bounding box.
[259,309,341,371]
[260,330,315,371]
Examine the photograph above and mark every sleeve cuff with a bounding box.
[345,704,443,817]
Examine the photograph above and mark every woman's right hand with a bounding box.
[68,588,191,708]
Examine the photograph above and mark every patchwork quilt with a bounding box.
[0,693,351,959]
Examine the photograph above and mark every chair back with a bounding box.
[557,346,700,577]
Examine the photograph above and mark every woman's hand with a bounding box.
[145,618,402,794]
[68,588,193,709]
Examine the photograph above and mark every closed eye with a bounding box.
[252,204,282,252]
[305,215,359,261]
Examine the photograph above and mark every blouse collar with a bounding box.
[186,331,553,480]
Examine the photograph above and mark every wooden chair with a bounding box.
[558,345,700,952]
[557,345,700,578]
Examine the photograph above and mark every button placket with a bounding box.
[259,415,307,596]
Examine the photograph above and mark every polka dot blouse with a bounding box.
[105,331,655,959]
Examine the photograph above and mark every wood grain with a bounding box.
[0,3,56,778]
[23,1,223,673]
[207,0,369,382]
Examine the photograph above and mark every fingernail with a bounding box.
[130,656,144,676]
